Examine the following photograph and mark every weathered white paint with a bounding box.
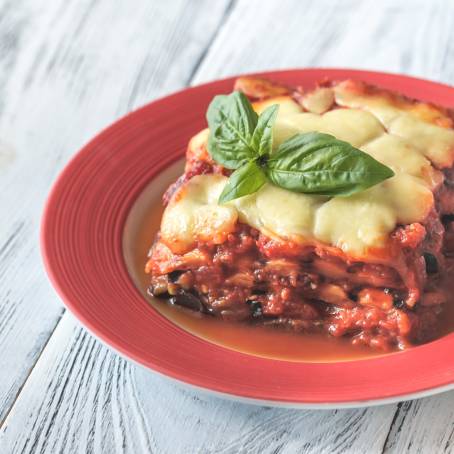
[383,396,454,453]
[1,0,454,453]
[0,0,231,426]
[0,313,397,454]
[193,0,454,85]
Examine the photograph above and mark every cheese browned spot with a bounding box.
[333,81,454,168]
[159,85,454,257]
[300,87,335,114]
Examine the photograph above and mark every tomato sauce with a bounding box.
[122,168,379,362]
[122,165,454,362]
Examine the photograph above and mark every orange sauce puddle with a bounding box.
[123,162,454,363]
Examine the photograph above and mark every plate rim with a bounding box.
[64,312,454,409]
[41,68,454,407]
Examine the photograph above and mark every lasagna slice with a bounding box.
[145,77,454,351]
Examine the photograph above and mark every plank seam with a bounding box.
[0,0,241,435]
[0,306,65,430]
[185,0,238,86]
[381,402,403,453]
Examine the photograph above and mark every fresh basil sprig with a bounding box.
[206,91,394,203]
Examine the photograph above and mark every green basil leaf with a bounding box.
[251,104,279,157]
[219,160,267,204]
[207,92,258,169]
[266,132,395,196]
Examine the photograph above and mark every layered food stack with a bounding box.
[146,76,454,350]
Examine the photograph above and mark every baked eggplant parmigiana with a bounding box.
[145,77,454,351]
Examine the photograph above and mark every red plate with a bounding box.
[41,69,454,408]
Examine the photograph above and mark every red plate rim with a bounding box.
[41,68,454,407]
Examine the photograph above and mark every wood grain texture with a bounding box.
[0,0,231,425]
[1,313,397,454]
[193,0,454,85]
[2,0,454,453]
[383,397,454,453]
[1,315,158,454]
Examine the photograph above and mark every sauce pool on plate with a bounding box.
[122,161,454,362]
[122,163,385,362]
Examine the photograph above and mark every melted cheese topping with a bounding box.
[160,87,454,257]
[274,108,385,147]
[160,175,238,254]
[333,82,454,168]
[300,87,334,114]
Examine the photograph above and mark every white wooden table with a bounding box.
[1,1,454,452]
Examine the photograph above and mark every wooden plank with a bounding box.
[1,315,159,454]
[0,313,397,454]
[191,3,454,450]
[191,0,454,451]
[383,397,454,453]
[193,0,454,85]
[0,1,397,453]
[3,0,454,452]
[0,0,231,424]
